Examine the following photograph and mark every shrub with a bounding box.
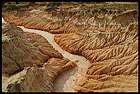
[48,28,51,31]
[44,7,52,12]
[100,7,106,11]
[6,4,20,10]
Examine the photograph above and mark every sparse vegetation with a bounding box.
[44,2,61,12]
[48,28,51,31]
[6,4,20,10]
[47,2,61,7]
[44,7,53,12]
[100,7,106,11]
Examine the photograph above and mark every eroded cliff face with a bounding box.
[2,2,138,34]
[54,14,138,92]
[2,22,63,75]
[2,2,138,92]
[2,22,76,92]
[54,22,138,58]
[5,58,76,92]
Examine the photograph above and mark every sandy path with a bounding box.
[2,18,91,92]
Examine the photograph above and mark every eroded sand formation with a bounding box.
[2,22,76,92]
[2,22,63,75]
[2,2,138,92]
[54,10,138,92]
[5,58,76,92]
[2,2,138,34]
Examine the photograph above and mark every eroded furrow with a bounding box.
[54,19,138,92]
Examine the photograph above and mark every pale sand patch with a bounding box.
[2,18,6,23]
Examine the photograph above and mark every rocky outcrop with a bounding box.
[2,22,63,75]
[5,58,76,92]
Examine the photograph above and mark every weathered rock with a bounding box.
[5,58,76,92]
[2,22,63,75]
[6,58,76,92]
